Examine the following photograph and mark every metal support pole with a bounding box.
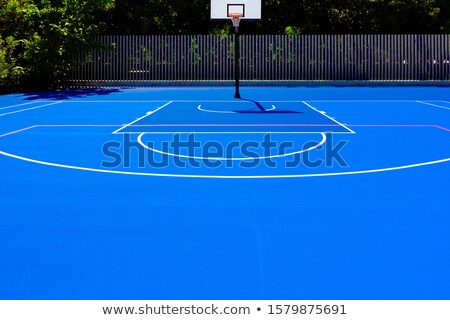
[234,26,241,99]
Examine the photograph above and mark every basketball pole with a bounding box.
[234,25,241,99]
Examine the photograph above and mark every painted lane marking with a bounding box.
[0,126,37,138]
[0,102,62,117]
[435,125,450,132]
[417,101,450,110]
[302,101,356,134]
[137,132,326,161]
[0,125,448,178]
[0,149,448,179]
[112,101,173,134]
[119,131,344,134]
[0,101,39,111]
[198,105,235,114]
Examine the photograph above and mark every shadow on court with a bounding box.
[237,98,303,114]
[23,87,122,100]
[234,110,303,114]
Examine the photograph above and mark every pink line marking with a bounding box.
[346,124,450,132]
[0,125,123,139]
[0,126,37,138]
[347,124,435,127]
[125,123,450,132]
[37,124,122,127]
[435,125,450,132]
[0,124,447,137]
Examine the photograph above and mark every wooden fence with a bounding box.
[70,35,450,83]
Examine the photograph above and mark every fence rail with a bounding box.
[70,35,450,83]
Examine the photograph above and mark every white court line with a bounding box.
[0,124,352,136]
[118,131,353,134]
[301,101,356,134]
[416,101,450,110]
[0,124,448,178]
[442,101,450,104]
[112,101,173,134]
[18,99,441,103]
[0,149,448,179]
[0,101,62,117]
[137,132,327,161]
[0,101,39,111]
[58,100,305,103]
[198,105,235,114]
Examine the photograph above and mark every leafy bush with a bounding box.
[285,26,303,35]
[0,0,113,92]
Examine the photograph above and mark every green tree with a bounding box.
[435,0,450,32]
[0,0,36,91]
[2,0,449,92]
[107,0,219,34]
[264,0,442,34]
[370,0,440,33]
[95,0,446,35]
[0,0,113,92]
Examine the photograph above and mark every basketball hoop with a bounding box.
[211,1,261,99]
[228,13,243,28]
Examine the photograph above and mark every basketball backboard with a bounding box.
[210,0,261,20]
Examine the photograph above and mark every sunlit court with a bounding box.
[0,86,449,299]
[2,1,450,315]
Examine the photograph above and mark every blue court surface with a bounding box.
[0,86,449,299]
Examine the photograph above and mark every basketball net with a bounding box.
[228,13,243,29]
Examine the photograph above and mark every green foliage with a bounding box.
[435,0,450,32]
[108,0,211,34]
[285,26,302,35]
[211,25,232,36]
[0,36,24,91]
[100,0,446,35]
[0,0,113,92]
[263,0,443,34]
[369,0,441,33]
[1,0,449,92]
